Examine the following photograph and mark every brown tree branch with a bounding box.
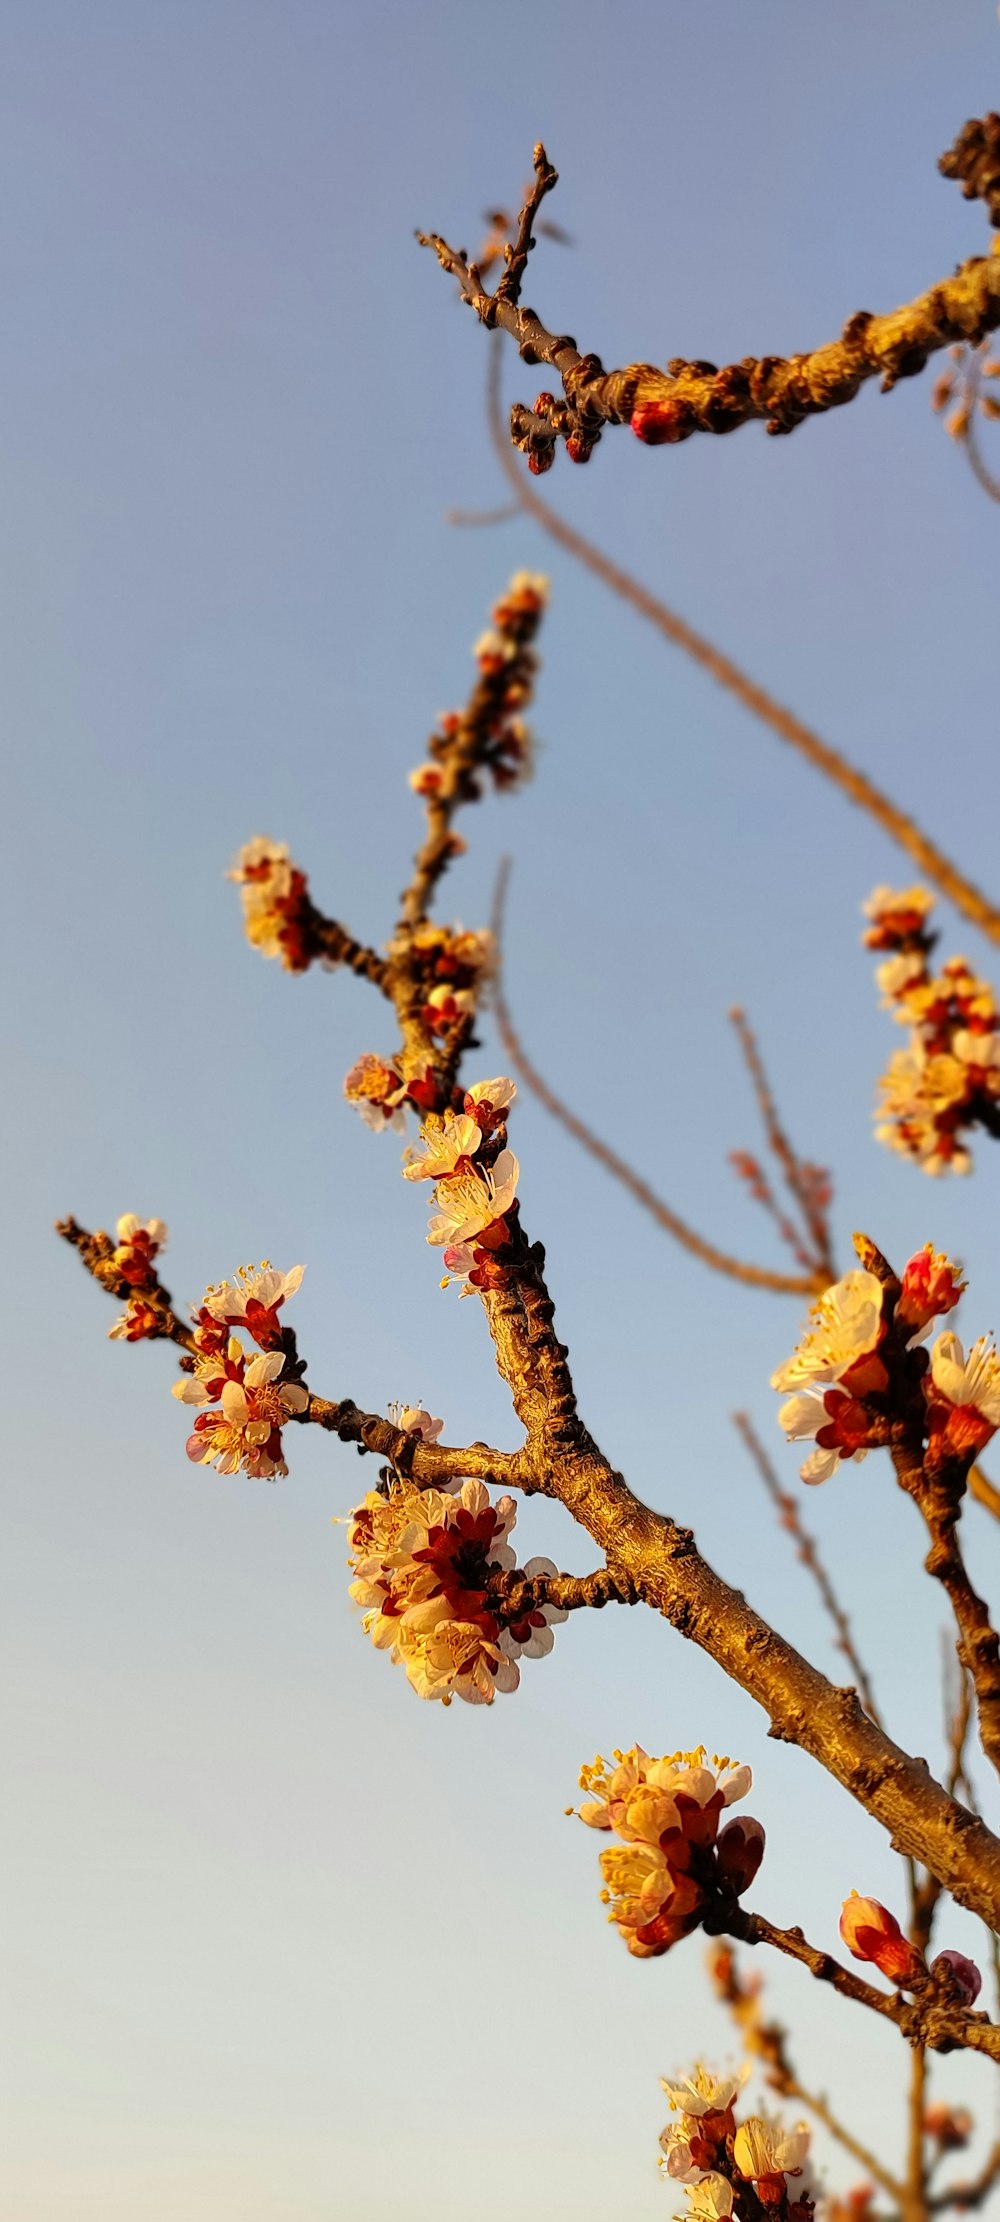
[728,1009,835,1281]
[489,866,823,1298]
[420,135,1000,469]
[474,337,1000,948]
[930,2140,1000,2213]
[726,1906,1000,2059]
[970,1466,1000,1523]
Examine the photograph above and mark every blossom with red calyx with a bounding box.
[463,1076,516,1133]
[426,1150,519,1250]
[777,1386,882,1487]
[173,1336,308,1480]
[408,763,443,796]
[402,1115,482,1184]
[203,1262,304,1350]
[343,1053,410,1135]
[733,2115,811,2207]
[923,2103,974,2151]
[865,888,1000,1174]
[423,980,476,1034]
[926,1331,1000,1460]
[190,1305,230,1357]
[228,837,313,973]
[108,1297,162,1342]
[113,1215,167,1289]
[862,884,935,950]
[659,2065,749,2184]
[771,1270,886,1396]
[931,1948,982,2004]
[346,1477,551,1705]
[572,1745,760,1959]
[839,1894,924,1987]
[896,1244,965,1337]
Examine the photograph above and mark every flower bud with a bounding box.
[630,398,687,445]
[930,1948,982,2005]
[716,1814,765,1896]
[897,1246,965,1335]
[839,1894,923,1987]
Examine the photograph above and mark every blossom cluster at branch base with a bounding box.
[346,1474,565,1704]
[864,885,1000,1175]
[407,573,546,800]
[228,838,317,973]
[659,2065,815,2222]
[390,920,495,1038]
[572,1747,764,1958]
[840,1893,981,2001]
[770,1244,1000,1484]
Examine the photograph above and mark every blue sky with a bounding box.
[4,4,1000,2216]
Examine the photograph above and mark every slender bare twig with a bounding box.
[930,2139,1000,2212]
[733,1413,881,1724]
[489,865,823,1298]
[710,1943,903,2200]
[472,337,1000,948]
[421,132,1000,470]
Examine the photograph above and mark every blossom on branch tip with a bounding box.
[203,1262,304,1348]
[228,837,313,973]
[661,2065,749,2122]
[771,1271,886,1395]
[864,886,1000,1174]
[861,884,935,949]
[113,1215,167,1289]
[838,1894,924,1987]
[173,1336,308,1480]
[896,1244,965,1336]
[572,1746,760,1959]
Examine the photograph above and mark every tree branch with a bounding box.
[420,133,1000,468]
[472,336,1000,949]
[729,1906,1000,2060]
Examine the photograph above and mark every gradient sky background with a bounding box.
[4,4,1000,2217]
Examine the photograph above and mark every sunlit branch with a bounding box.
[470,338,1000,949]
[420,129,1000,469]
[725,1904,1000,2059]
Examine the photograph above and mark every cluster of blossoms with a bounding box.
[839,1893,982,2003]
[172,1263,307,1479]
[404,1076,520,1292]
[107,1214,168,1340]
[864,885,1000,1175]
[400,920,495,1039]
[772,1244,1000,1481]
[346,1473,566,1704]
[573,1747,765,1959]
[407,573,546,800]
[228,838,317,973]
[659,2067,815,2222]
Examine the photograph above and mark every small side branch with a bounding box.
[730,1905,1000,2059]
[421,134,1000,468]
[476,338,1000,947]
[55,1217,197,1353]
[930,2140,1000,2213]
[733,1412,881,1725]
[490,870,822,1298]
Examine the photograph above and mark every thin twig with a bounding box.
[472,337,1000,947]
[421,133,1000,467]
[732,1413,881,1724]
[489,864,822,1298]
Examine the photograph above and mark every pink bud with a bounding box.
[839,1894,924,1987]
[931,1949,982,2005]
[716,1815,766,1896]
